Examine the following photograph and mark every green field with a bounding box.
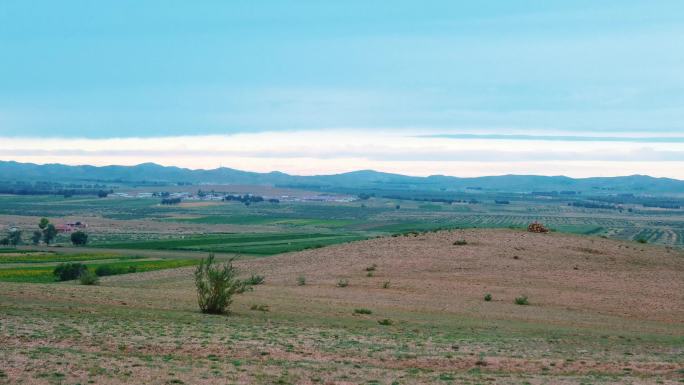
[95,232,367,255]
[0,250,143,264]
[0,257,199,283]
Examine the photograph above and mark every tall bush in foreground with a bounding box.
[194,254,249,315]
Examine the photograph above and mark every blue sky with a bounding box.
[1,1,683,177]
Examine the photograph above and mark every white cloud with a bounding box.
[1,130,683,178]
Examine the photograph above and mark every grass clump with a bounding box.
[365,264,377,272]
[78,270,99,285]
[250,304,269,312]
[453,239,468,246]
[297,275,306,286]
[245,274,265,285]
[53,263,86,281]
[354,308,372,315]
[484,293,492,301]
[377,319,393,326]
[514,295,529,305]
[194,254,250,315]
[336,279,349,288]
[382,281,391,289]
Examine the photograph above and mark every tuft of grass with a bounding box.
[249,304,269,312]
[514,295,529,305]
[365,264,377,272]
[297,276,306,286]
[484,293,492,302]
[336,279,349,288]
[453,239,468,246]
[353,308,372,315]
[377,319,393,326]
[382,281,391,289]
[245,274,265,285]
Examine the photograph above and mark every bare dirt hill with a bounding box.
[242,228,684,326]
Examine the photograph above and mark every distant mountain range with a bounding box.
[1,160,683,195]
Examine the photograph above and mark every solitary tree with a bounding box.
[70,231,88,246]
[43,224,57,245]
[194,254,250,315]
[38,217,49,230]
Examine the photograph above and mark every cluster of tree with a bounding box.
[0,181,112,197]
[222,194,264,205]
[161,197,182,205]
[382,195,465,204]
[590,195,682,209]
[642,203,681,209]
[0,229,22,246]
[568,201,618,210]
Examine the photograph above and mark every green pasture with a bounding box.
[0,258,198,283]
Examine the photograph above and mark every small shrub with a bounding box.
[297,276,306,286]
[70,231,88,246]
[366,271,374,277]
[453,239,467,246]
[365,264,377,272]
[354,308,372,315]
[484,293,492,301]
[79,270,99,285]
[245,274,265,285]
[250,304,269,312]
[514,295,529,305]
[336,279,349,288]
[377,319,393,326]
[636,238,647,244]
[382,281,391,289]
[53,263,87,281]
